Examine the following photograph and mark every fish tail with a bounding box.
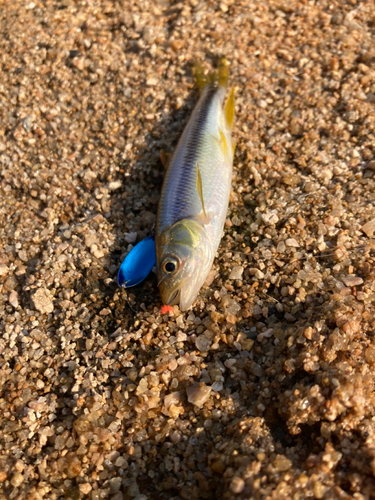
[218,57,229,88]
[193,62,210,92]
[193,57,229,93]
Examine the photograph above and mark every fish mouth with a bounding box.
[166,289,180,306]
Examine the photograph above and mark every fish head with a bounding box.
[156,219,212,311]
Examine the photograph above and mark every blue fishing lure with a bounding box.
[118,235,156,288]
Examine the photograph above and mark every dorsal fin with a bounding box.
[225,86,235,130]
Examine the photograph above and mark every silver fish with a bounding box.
[155,59,235,311]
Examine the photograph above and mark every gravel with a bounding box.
[1,0,375,499]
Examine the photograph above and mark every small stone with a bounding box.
[195,335,212,352]
[115,456,128,469]
[285,238,300,247]
[341,276,363,287]
[249,268,265,279]
[212,381,223,392]
[9,291,19,308]
[31,288,54,314]
[362,219,375,237]
[274,455,293,472]
[79,483,92,495]
[135,378,148,395]
[282,174,299,186]
[72,57,85,70]
[84,233,97,247]
[231,215,241,226]
[261,211,279,225]
[170,40,184,52]
[108,180,122,191]
[11,472,24,487]
[99,308,111,316]
[277,241,286,253]
[365,347,375,365]
[226,314,237,324]
[230,476,245,494]
[0,264,9,276]
[124,232,138,244]
[248,361,264,377]
[55,435,66,450]
[313,481,327,499]
[0,471,7,482]
[229,266,244,280]
[146,77,158,86]
[186,383,212,408]
[222,296,241,314]
[176,331,187,342]
[109,477,122,494]
[14,460,24,472]
[164,392,181,409]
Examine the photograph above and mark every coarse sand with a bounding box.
[1,1,375,499]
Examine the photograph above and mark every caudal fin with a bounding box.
[194,57,229,93]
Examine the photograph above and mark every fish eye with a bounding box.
[162,257,178,274]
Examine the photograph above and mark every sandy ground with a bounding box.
[1,0,375,499]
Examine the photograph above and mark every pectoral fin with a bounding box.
[196,163,208,222]
[225,86,235,130]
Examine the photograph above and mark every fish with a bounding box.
[155,58,235,311]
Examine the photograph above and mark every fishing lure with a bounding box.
[118,235,156,288]
[155,58,235,311]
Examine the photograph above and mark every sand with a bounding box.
[1,0,375,499]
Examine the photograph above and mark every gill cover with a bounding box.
[156,219,211,311]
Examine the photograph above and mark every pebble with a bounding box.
[285,238,300,247]
[274,455,293,472]
[79,483,92,495]
[195,335,212,352]
[31,288,54,314]
[230,476,245,493]
[186,383,212,408]
[261,211,279,225]
[8,291,19,308]
[229,265,244,280]
[0,264,9,276]
[362,219,375,237]
[341,276,363,287]
[11,472,24,487]
[124,232,138,244]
